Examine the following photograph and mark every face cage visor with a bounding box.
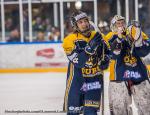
[73,13,91,35]
[71,12,88,27]
[110,15,126,32]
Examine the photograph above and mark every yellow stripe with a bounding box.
[147,65,150,70]
[0,68,67,73]
[109,60,116,80]
[0,64,149,74]
[64,63,74,111]
[0,65,149,74]
[84,104,99,108]
[140,58,150,78]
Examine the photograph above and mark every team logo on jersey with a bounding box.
[82,66,103,77]
[68,106,83,112]
[85,56,99,68]
[123,55,137,67]
[123,70,141,79]
[72,57,78,63]
[80,82,101,92]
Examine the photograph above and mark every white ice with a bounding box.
[0,72,110,115]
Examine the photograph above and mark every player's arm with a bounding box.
[127,22,150,57]
[108,34,123,59]
[98,40,111,70]
[63,32,102,68]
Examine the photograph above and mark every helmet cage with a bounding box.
[110,15,126,32]
[70,11,90,34]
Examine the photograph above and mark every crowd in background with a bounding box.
[0,0,150,43]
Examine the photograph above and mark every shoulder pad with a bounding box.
[62,34,76,55]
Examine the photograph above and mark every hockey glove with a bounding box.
[98,55,110,70]
[110,38,122,55]
[85,32,102,55]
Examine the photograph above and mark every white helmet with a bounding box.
[110,15,125,32]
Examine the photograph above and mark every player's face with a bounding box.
[76,18,90,32]
[115,19,126,28]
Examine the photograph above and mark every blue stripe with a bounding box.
[0,41,62,45]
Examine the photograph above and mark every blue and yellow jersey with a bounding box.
[63,31,96,55]
[105,31,150,81]
[62,31,109,78]
[63,31,110,112]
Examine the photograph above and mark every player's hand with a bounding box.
[110,38,122,55]
[117,27,125,38]
[85,32,102,55]
[111,38,122,50]
[98,55,110,70]
[89,32,102,50]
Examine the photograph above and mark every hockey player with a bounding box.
[105,15,150,115]
[62,11,110,115]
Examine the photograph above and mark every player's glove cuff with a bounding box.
[84,45,97,55]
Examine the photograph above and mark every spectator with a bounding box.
[98,20,110,35]
[34,31,46,42]
[7,29,20,42]
[47,32,54,42]
[33,17,44,31]
[5,18,14,32]
[44,18,52,32]
[48,27,61,42]
[53,27,61,41]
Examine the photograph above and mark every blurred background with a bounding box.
[0,0,150,42]
[0,0,150,69]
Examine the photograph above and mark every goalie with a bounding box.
[62,11,110,115]
[105,15,150,115]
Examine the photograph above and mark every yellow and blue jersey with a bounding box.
[105,31,150,82]
[62,31,109,78]
[62,31,110,112]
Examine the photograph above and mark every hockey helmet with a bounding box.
[110,15,126,32]
[70,11,90,33]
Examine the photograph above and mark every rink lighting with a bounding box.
[75,1,82,10]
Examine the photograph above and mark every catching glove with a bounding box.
[127,20,142,47]
[110,38,122,55]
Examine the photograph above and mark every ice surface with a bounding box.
[0,72,110,115]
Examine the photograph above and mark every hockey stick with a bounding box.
[89,21,105,61]
[129,94,138,115]
[89,21,105,115]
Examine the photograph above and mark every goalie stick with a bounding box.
[126,21,142,115]
[125,81,139,115]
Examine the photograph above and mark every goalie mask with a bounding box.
[110,15,126,32]
[70,11,90,35]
